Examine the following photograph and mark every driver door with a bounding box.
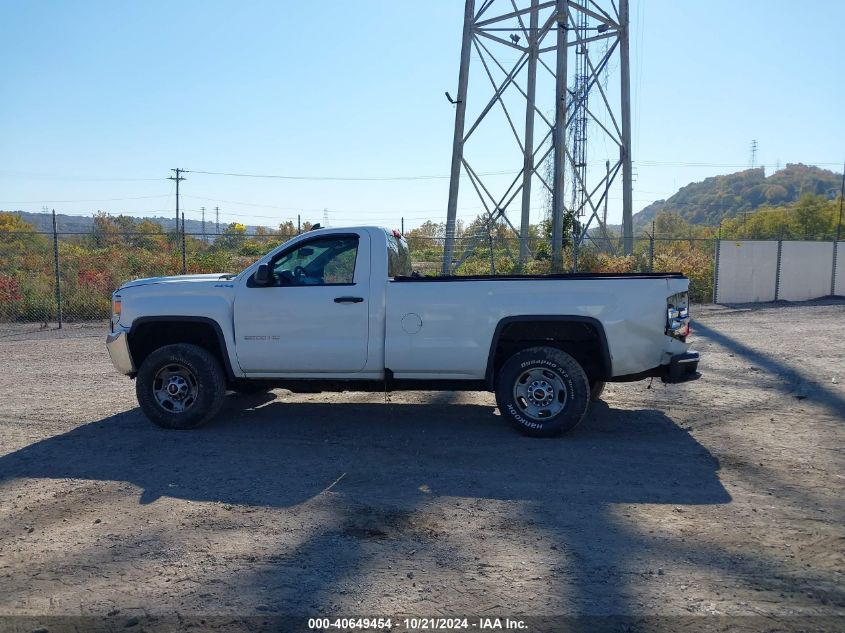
[233,231,370,373]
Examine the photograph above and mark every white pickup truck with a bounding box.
[106,226,698,436]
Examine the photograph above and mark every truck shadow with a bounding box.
[0,398,732,616]
[0,398,730,509]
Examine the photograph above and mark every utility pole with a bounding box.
[181,211,187,275]
[297,214,301,234]
[215,206,220,235]
[401,217,405,235]
[201,206,206,242]
[168,168,186,235]
[837,162,844,242]
[51,208,62,329]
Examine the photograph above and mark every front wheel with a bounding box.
[135,343,226,429]
[495,346,590,437]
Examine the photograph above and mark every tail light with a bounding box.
[666,292,690,341]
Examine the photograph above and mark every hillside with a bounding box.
[633,163,842,230]
[5,211,263,235]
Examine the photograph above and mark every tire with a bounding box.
[590,380,606,402]
[495,346,590,437]
[135,343,226,429]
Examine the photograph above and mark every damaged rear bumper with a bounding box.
[661,351,700,383]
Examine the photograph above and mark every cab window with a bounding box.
[386,233,412,278]
[262,236,358,286]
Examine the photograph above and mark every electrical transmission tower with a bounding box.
[442,0,633,273]
[749,139,758,169]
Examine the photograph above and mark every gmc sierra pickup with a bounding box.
[106,226,698,436]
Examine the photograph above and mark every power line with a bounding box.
[181,194,484,215]
[185,168,518,181]
[0,194,169,204]
[0,171,163,182]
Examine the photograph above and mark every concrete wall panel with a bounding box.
[716,240,778,303]
[778,241,834,301]
[834,242,845,296]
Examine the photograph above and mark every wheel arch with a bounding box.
[485,315,612,389]
[127,316,236,382]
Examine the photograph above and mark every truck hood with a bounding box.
[118,273,233,290]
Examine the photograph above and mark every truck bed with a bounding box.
[393,272,687,282]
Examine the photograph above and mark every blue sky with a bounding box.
[1,0,842,231]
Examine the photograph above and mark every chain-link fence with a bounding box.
[410,233,718,303]
[0,230,59,330]
[0,227,318,333]
[7,220,841,333]
[0,227,723,334]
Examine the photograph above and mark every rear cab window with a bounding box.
[385,230,412,278]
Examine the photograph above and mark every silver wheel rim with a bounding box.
[512,367,568,421]
[153,363,198,413]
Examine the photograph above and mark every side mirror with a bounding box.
[254,263,271,286]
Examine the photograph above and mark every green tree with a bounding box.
[215,222,247,250]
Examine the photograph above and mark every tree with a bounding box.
[278,220,297,239]
[131,219,168,250]
[405,220,445,252]
[91,211,122,248]
[792,194,831,239]
[0,212,48,249]
[654,211,691,239]
[214,222,247,250]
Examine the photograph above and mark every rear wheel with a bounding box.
[495,346,590,437]
[136,343,226,429]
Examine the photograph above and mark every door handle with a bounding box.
[334,296,364,303]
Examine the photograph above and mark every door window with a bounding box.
[259,235,359,286]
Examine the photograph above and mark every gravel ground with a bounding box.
[0,301,843,632]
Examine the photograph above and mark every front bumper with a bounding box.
[661,350,700,383]
[106,330,135,375]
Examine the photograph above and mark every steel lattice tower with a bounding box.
[442,0,634,273]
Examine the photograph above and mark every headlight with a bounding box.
[666,292,690,340]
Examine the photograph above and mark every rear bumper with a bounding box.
[661,350,700,383]
[610,350,700,384]
[106,330,135,375]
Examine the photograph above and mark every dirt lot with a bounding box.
[0,301,843,632]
